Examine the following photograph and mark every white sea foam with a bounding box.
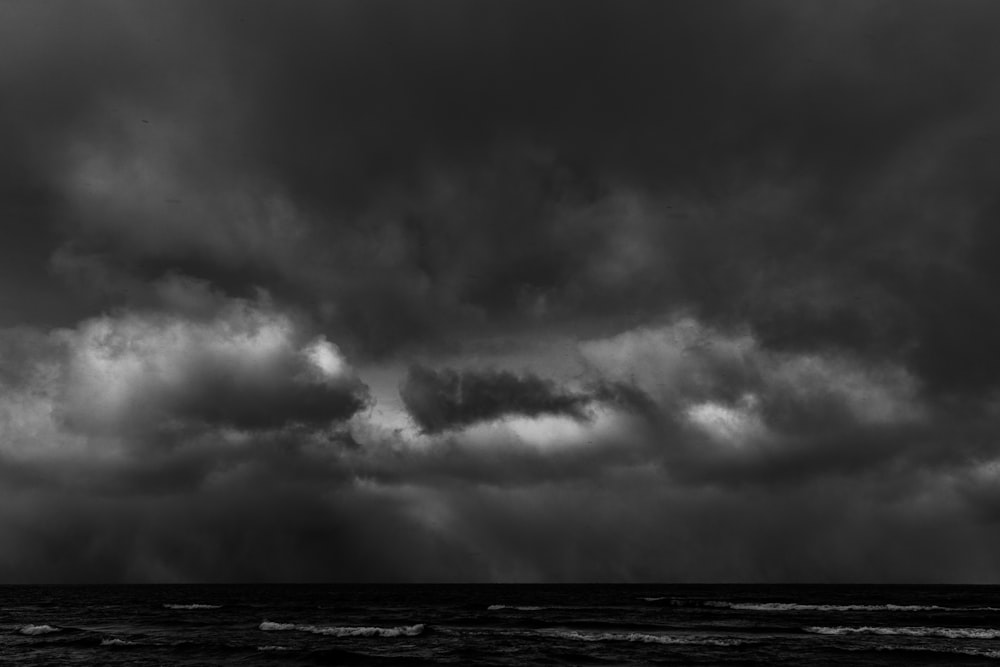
[640,597,667,602]
[163,603,222,610]
[19,624,60,635]
[101,638,136,647]
[259,621,425,637]
[707,601,974,612]
[805,625,1000,639]
[841,643,1000,661]
[487,605,545,611]
[257,645,291,651]
[875,645,1000,660]
[260,622,298,631]
[545,629,744,646]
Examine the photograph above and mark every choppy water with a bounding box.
[3,584,1000,665]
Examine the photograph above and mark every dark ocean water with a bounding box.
[3,585,1000,665]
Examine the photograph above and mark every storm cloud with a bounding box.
[3,0,1000,583]
[399,365,593,433]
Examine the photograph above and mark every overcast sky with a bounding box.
[3,0,1000,583]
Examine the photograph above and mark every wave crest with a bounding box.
[708,601,1000,612]
[806,626,1000,639]
[163,603,222,610]
[101,638,136,647]
[874,645,1000,660]
[545,629,744,646]
[487,605,545,611]
[20,624,59,635]
[260,621,297,631]
[260,621,425,637]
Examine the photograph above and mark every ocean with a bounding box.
[3,584,1000,665]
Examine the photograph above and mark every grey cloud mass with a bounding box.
[3,0,1000,583]
[399,365,593,433]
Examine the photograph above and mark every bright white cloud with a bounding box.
[579,317,756,405]
[0,296,367,457]
[579,317,923,434]
[302,337,349,382]
[685,394,765,446]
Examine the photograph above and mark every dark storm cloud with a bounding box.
[2,466,999,584]
[0,475,486,583]
[224,0,1000,396]
[0,1,225,325]
[2,0,999,390]
[372,319,925,490]
[212,1,995,202]
[399,364,592,433]
[573,318,944,486]
[169,371,368,431]
[0,3,987,350]
[6,1,1000,583]
[6,312,1000,582]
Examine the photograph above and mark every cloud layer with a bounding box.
[3,1,1000,582]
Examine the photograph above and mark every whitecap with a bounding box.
[874,644,1000,660]
[19,624,60,636]
[805,625,1000,639]
[487,604,545,611]
[708,600,996,612]
[259,621,425,637]
[101,638,136,647]
[259,621,298,632]
[544,629,743,646]
[163,603,222,610]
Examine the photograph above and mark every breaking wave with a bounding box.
[544,629,744,646]
[806,626,1000,639]
[163,604,222,610]
[841,644,1000,661]
[876,645,1000,660]
[260,622,298,631]
[487,605,545,611]
[19,624,60,635]
[708,601,1000,612]
[257,645,291,651]
[101,638,136,647]
[259,621,425,637]
[640,597,667,602]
